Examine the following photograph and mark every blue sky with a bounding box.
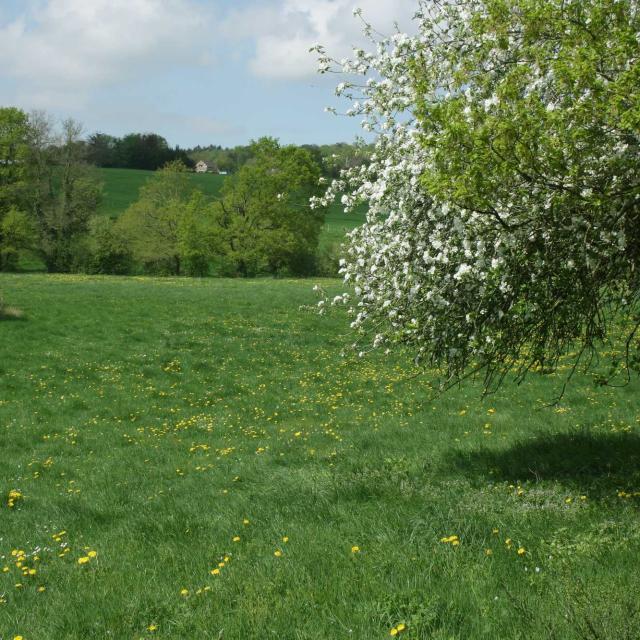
[0,0,417,147]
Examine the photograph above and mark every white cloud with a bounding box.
[0,0,213,107]
[223,0,419,80]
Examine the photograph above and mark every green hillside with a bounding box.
[97,168,226,218]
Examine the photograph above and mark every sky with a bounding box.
[0,0,418,148]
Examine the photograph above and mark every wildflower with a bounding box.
[180,588,189,596]
[440,535,460,545]
[7,489,22,508]
[351,546,360,553]
[210,568,220,575]
[38,586,46,592]
[77,557,90,565]
[232,536,240,542]
[274,550,283,557]
[282,536,289,543]
[147,624,157,632]
[243,519,250,525]
[485,549,493,556]
[517,547,526,556]
[87,551,97,558]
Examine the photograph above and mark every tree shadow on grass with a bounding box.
[444,431,640,496]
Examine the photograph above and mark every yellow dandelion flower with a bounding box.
[211,568,220,575]
[390,628,399,637]
[180,588,189,596]
[517,547,526,556]
[274,550,283,557]
[243,519,250,525]
[232,536,240,542]
[282,536,289,543]
[87,551,97,558]
[77,557,89,565]
[38,586,46,592]
[485,549,493,556]
[147,624,157,632]
[396,623,406,632]
[351,546,360,553]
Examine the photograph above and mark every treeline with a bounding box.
[188,140,373,177]
[0,107,336,277]
[86,133,373,177]
[86,132,193,171]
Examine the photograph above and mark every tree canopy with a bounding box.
[315,0,640,394]
[214,138,326,276]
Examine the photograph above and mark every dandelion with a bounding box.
[282,536,289,543]
[232,536,240,542]
[274,550,283,557]
[77,557,89,565]
[87,551,97,558]
[211,568,220,575]
[147,624,157,632]
[517,547,526,556]
[180,588,189,596]
[351,546,360,553]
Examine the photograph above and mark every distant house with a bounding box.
[195,161,208,173]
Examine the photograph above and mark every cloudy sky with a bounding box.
[0,0,417,147]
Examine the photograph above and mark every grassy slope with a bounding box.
[1,273,639,639]
[97,168,226,218]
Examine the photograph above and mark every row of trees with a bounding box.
[105,139,327,277]
[86,132,193,171]
[0,108,329,277]
[188,140,372,177]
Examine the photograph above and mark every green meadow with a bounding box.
[1,273,639,639]
[96,169,227,219]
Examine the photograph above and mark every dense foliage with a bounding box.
[316,0,640,393]
[87,132,193,171]
[213,138,326,276]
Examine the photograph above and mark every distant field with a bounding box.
[96,168,226,218]
[1,273,639,639]
[97,167,366,249]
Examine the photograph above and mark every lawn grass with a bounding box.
[1,273,639,639]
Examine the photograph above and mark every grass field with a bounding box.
[1,274,639,639]
[97,169,227,219]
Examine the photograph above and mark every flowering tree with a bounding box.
[313,0,640,395]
